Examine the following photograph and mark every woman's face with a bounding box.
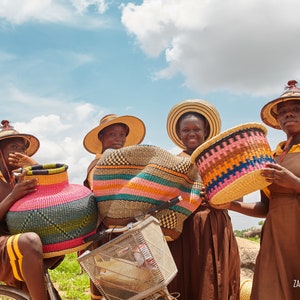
[177,114,207,154]
[99,123,128,153]
[276,100,300,136]
[0,138,27,165]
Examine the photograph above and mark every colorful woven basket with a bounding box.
[191,123,275,205]
[6,164,98,258]
[93,145,203,241]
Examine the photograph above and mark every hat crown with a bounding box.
[99,114,119,125]
[280,80,300,98]
[0,120,20,137]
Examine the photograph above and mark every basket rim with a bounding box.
[191,122,267,163]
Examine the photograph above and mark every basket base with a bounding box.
[208,169,271,204]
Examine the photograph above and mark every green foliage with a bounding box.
[49,253,90,300]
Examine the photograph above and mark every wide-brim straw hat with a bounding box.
[166,99,221,149]
[0,120,40,156]
[261,80,300,129]
[83,114,146,154]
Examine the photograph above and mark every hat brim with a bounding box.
[0,133,40,156]
[166,99,221,149]
[83,116,146,154]
[261,96,300,129]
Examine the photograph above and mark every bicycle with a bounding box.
[0,196,182,300]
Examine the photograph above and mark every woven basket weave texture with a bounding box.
[7,164,98,258]
[93,145,203,241]
[191,123,275,204]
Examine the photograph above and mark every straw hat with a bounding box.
[166,99,221,149]
[83,114,146,154]
[261,80,300,129]
[0,120,40,156]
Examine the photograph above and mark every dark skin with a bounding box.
[229,100,300,216]
[177,114,208,156]
[98,123,128,153]
[0,137,49,300]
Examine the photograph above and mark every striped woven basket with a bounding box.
[93,145,203,241]
[6,164,98,258]
[191,123,275,204]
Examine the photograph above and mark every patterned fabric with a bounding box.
[93,145,203,241]
[6,164,98,258]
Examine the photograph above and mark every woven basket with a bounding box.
[240,279,253,300]
[93,145,203,241]
[6,164,98,258]
[191,123,275,204]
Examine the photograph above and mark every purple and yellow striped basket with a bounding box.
[93,145,203,241]
[191,123,275,205]
[7,164,98,258]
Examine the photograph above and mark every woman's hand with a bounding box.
[261,163,300,192]
[10,171,38,202]
[8,152,38,168]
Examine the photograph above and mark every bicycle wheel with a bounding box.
[0,285,29,300]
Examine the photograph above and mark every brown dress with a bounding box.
[168,152,240,300]
[250,145,300,300]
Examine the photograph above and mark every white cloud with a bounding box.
[121,0,300,95]
[0,0,109,28]
[71,0,109,14]
[1,86,108,184]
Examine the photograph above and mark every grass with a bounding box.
[49,253,90,300]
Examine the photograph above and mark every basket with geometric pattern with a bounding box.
[93,145,204,241]
[6,164,98,258]
[191,123,275,204]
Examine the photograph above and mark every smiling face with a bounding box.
[275,100,300,137]
[98,123,128,153]
[177,113,208,155]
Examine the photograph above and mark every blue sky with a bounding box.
[1,0,298,229]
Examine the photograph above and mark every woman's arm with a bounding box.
[228,191,269,218]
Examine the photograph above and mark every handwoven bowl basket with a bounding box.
[191,123,275,205]
[93,144,203,241]
[6,164,98,258]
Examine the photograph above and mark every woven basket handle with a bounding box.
[24,163,68,175]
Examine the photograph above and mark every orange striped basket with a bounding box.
[93,145,203,241]
[191,123,275,205]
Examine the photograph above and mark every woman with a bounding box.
[83,113,146,190]
[166,99,240,300]
[0,120,49,299]
[82,113,146,300]
[230,80,300,300]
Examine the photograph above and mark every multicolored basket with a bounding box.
[6,164,98,258]
[93,145,203,241]
[191,123,275,204]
